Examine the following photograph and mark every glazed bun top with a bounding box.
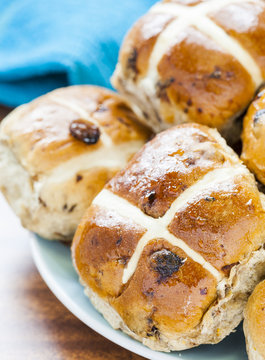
[242,87,265,185]
[72,123,265,341]
[0,86,149,176]
[113,0,265,135]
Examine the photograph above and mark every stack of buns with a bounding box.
[1,0,265,358]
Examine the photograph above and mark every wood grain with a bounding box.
[0,106,11,120]
[0,106,145,360]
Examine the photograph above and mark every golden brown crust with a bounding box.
[169,175,265,273]
[107,123,237,218]
[210,1,265,78]
[157,26,254,129]
[111,240,217,339]
[3,98,89,175]
[1,85,150,175]
[244,280,265,359]
[72,204,147,298]
[72,123,265,347]
[120,13,174,80]
[242,88,265,185]
[52,86,150,144]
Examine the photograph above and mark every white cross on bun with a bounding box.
[0,86,150,240]
[112,0,265,142]
[244,280,265,360]
[72,123,265,351]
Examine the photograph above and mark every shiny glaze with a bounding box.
[242,88,265,185]
[72,205,146,298]
[120,13,174,80]
[1,86,150,175]
[169,175,265,272]
[245,280,265,358]
[107,124,237,218]
[4,99,90,175]
[92,95,149,144]
[211,1,265,77]
[112,239,217,338]
[157,26,254,129]
[58,86,150,144]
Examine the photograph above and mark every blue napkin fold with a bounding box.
[0,0,156,107]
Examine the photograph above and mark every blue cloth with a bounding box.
[0,0,156,107]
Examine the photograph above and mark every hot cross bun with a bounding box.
[0,86,150,240]
[72,123,265,351]
[112,0,265,142]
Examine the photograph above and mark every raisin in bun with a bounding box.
[242,87,265,186]
[112,0,265,142]
[0,86,150,240]
[72,123,265,351]
[244,280,265,360]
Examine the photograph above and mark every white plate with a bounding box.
[31,235,248,360]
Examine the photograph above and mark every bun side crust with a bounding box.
[0,86,150,240]
[244,280,265,360]
[242,88,265,185]
[80,248,265,351]
[244,322,265,360]
[72,124,265,350]
[0,139,118,240]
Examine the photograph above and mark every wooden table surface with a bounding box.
[0,106,145,360]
